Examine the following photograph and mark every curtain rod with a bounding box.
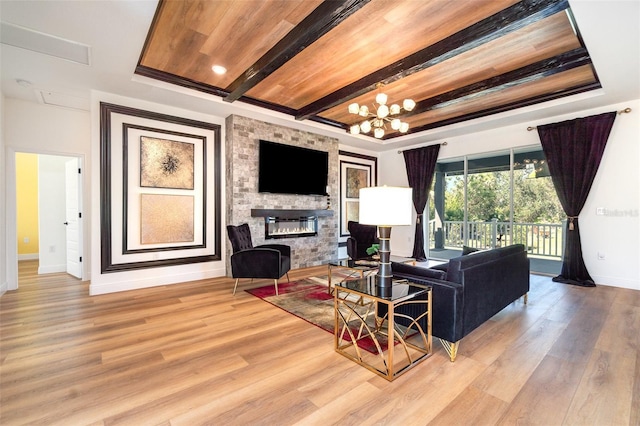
[527,107,632,131]
[397,141,447,154]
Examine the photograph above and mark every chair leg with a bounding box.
[286,272,290,282]
[274,279,279,296]
[523,292,528,304]
[233,278,240,295]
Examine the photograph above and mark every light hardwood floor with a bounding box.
[1,260,639,425]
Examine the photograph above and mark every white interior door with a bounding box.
[65,158,82,278]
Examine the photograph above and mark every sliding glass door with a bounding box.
[427,146,563,265]
[466,151,511,250]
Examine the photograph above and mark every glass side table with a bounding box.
[334,275,432,381]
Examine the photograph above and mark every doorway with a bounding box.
[13,151,84,288]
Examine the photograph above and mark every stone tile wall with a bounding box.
[225,114,339,273]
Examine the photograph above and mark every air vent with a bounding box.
[38,90,90,111]
[1,21,90,65]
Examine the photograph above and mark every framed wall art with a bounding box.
[339,151,377,237]
[139,194,194,244]
[140,137,194,190]
[100,102,221,273]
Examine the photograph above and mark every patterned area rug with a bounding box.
[246,275,385,353]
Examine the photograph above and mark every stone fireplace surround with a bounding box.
[225,115,339,274]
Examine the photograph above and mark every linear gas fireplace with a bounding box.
[265,216,317,239]
[251,208,334,240]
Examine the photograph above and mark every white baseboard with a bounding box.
[0,280,7,297]
[89,266,227,295]
[592,274,640,291]
[18,253,39,261]
[38,264,66,274]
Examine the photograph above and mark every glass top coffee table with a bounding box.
[326,256,415,295]
[334,275,432,381]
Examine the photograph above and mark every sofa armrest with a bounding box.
[391,261,446,280]
[257,243,291,258]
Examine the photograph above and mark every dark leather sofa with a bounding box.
[389,244,530,361]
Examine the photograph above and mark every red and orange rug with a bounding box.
[246,276,385,353]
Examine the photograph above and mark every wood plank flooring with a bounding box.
[1,260,639,425]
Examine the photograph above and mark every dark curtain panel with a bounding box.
[537,111,616,287]
[403,144,440,261]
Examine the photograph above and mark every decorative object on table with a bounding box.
[359,186,413,287]
[226,223,291,295]
[365,243,379,256]
[348,83,415,139]
[346,221,379,260]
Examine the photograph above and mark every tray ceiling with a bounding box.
[136,0,600,140]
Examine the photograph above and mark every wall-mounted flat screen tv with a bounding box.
[258,140,328,196]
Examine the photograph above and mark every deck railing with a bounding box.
[430,219,564,258]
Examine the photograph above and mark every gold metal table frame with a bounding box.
[334,276,432,381]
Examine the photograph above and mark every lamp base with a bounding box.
[376,226,392,288]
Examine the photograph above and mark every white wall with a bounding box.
[379,99,640,290]
[3,98,90,290]
[89,91,227,295]
[37,154,69,274]
[1,93,7,296]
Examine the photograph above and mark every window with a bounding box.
[427,146,563,261]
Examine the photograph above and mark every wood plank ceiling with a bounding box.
[136,0,600,141]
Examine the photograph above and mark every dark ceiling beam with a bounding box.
[223,0,370,103]
[406,47,591,117]
[295,0,570,121]
[386,81,601,139]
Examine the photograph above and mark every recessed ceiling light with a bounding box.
[211,65,227,75]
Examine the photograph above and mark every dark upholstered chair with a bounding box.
[346,221,379,260]
[227,224,291,295]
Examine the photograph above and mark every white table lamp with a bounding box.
[359,186,413,287]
